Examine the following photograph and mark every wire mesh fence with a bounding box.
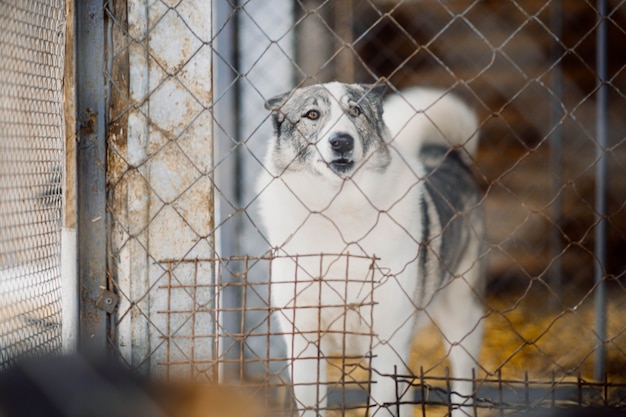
[103,1,626,416]
[0,0,66,368]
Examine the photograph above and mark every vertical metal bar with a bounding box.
[594,0,608,381]
[214,0,242,383]
[549,0,563,304]
[165,263,173,380]
[497,370,503,417]
[419,368,427,417]
[75,0,108,358]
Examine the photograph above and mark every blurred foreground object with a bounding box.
[0,355,267,417]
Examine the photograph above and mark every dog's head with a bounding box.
[265,82,391,179]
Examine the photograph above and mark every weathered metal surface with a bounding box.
[108,0,215,378]
[75,0,108,358]
[96,288,120,314]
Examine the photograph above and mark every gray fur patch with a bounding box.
[420,145,482,280]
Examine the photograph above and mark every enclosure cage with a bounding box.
[1,1,626,416]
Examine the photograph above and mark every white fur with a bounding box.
[257,85,483,417]
[384,87,480,160]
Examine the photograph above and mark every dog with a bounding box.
[256,82,485,417]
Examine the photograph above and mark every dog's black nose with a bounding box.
[329,133,354,154]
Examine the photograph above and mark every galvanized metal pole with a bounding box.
[594,0,608,381]
[75,0,109,358]
[549,0,563,304]
[214,0,241,382]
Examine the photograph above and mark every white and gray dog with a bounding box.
[256,82,485,417]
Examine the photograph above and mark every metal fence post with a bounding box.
[594,0,609,381]
[549,0,563,303]
[75,0,108,358]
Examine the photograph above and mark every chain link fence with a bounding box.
[104,0,626,416]
[0,0,67,368]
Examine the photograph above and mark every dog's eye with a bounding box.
[348,105,362,117]
[304,110,320,120]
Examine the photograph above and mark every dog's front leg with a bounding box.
[369,330,414,417]
[287,331,328,417]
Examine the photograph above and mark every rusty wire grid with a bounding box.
[103,1,626,416]
[0,0,66,368]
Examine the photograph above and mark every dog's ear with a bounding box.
[359,83,387,101]
[265,91,291,112]
[357,83,387,116]
[369,83,387,99]
[265,92,290,131]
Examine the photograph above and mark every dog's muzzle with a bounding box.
[328,133,355,173]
